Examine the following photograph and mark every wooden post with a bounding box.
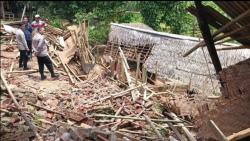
[0,72,43,141]
[21,5,26,21]
[142,65,147,84]
[0,1,5,19]
[195,1,222,74]
[135,53,141,85]
[155,61,158,80]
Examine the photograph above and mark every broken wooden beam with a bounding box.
[227,128,250,141]
[168,112,196,141]
[7,61,14,78]
[195,1,222,74]
[143,115,164,140]
[0,72,43,141]
[135,53,141,86]
[209,120,228,141]
[92,114,183,123]
[183,9,250,57]
[28,102,65,116]
[87,83,145,105]
[48,54,59,68]
[58,54,75,84]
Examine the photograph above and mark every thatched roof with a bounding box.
[108,23,250,94]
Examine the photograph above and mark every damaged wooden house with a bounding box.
[0,1,250,141]
[102,1,250,141]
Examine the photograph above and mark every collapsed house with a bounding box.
[107,23,249,95]
[0,1,250,141]
[1,21,202,141]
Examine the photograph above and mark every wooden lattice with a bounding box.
[104,41,154,63]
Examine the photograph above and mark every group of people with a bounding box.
[16,14,59,80]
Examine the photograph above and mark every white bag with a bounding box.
[3,24,16,34]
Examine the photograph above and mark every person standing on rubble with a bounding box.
[23,16,33,59]
[31,14,45,35]
[16,24,30,70]
[33,27,59,80]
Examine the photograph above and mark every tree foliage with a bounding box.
[16,1,225,44]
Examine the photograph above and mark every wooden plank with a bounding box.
[227,128,250,141]
[58,54,75,84]
[118,46,140,101]
[209,120,228,141]
[217,45,250,51]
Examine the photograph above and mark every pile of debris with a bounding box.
[0,21,205,141]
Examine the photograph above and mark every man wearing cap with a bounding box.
[31,14,45,34]
[16,24,30,70]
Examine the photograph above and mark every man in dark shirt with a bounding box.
[23,16,33,59]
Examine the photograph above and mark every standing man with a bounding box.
[16,24,30,70]
[31,14,45,34]
[23,16,33,59]
[33,27,59,80]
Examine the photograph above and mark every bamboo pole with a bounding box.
[65,63,82,82]
[111,102,125,122]
[58,54,74,84]
[48,54,59,68]
[7,61,14,78]
[144,115,164,140]
[0,72,43,141]
[212,9,250,37]
[87,83,145,105]
[168,112,196,141]
[118,46,140,101]
[92,114,182,123]
[135,53,141,86]
[209,120,228,141]
[183,9,250,57]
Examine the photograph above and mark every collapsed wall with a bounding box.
[196,58,250,140]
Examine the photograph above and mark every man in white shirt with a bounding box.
[33,27,59,80]
[16,24,30,70]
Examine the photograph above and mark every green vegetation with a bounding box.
[18,1,225,44]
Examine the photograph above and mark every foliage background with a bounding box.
[17,1,225,45]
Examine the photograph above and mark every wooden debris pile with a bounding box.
[43,20,96,84]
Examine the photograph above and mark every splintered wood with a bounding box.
[0,22,197,141]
